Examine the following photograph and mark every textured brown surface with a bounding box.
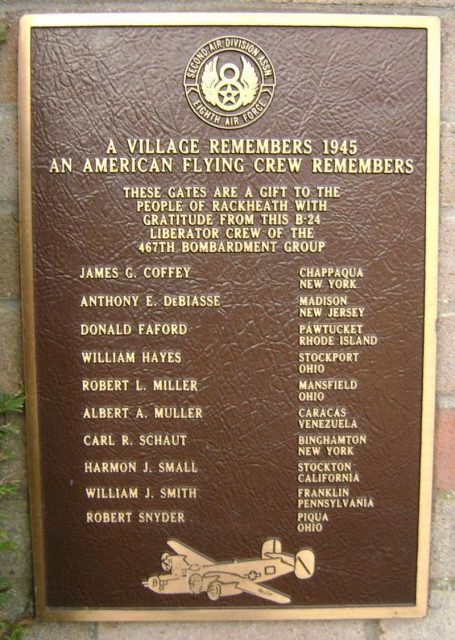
[28,24,427,610]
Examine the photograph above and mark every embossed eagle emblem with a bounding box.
[201,56,259,111]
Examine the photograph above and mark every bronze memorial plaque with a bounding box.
[19,13,439,620]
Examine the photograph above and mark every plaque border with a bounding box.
[19,12,440,621]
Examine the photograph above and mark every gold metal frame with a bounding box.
[19,12,440,621]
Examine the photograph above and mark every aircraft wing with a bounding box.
[167,539,215,566]
[204,571,291,604]
[236,579,291,605]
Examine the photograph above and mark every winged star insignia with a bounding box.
[184,36,275,129]
[201,55,259,112]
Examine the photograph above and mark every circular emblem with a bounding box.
[184,36,276,130]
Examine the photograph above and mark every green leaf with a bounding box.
[0,24,8,46]
[9,628,25,640]
[0,424,18,439]
[0,574,10,588]
[0,391,25,415]
[0,448,15,461]
[0,622,25,640]
[0,531,15,551]
[0,484,17,497]
[0,576,11,605]
[0,390,23,640]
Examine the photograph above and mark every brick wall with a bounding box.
[0,1,454,638]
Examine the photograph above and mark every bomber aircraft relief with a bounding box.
[143,538,316,604]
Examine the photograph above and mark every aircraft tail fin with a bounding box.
[261,538,282,558]
[294,548,315,579]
